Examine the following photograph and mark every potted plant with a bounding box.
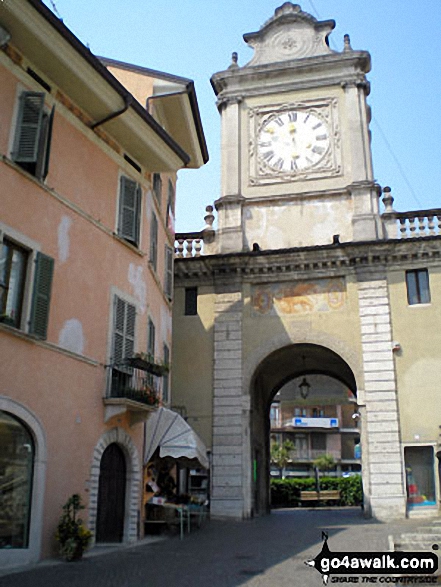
[55,494,92,561]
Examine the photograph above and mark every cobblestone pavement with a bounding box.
[0,508,435,587]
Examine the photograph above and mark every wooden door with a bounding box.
[96,443,126,543]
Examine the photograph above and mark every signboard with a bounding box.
[293,417,339,429]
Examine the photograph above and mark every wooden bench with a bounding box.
[300,490,341,506]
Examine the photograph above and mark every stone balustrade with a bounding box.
[174,233,203,257]
[174,205,215,257]
[381,187,441,239]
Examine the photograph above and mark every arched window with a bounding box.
[0,411,34,549]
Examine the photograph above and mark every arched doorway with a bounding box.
[96,443,126,543]
[250,343,359,515]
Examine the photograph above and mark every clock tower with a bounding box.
[211,2,381,253]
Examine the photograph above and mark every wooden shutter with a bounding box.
[41,105,55,180]
[113,296,136,363]
[162,344,170,403]
[150,214,158,271]
[29,252,54,339]
[164,245,173,300]
[153,173,162,203]
[118,176,141,245]
[13,92,45,163]
[147,318,155,358]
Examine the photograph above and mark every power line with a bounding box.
[372,117,423,208]
[307,0,422,209]
[49,0,63,20]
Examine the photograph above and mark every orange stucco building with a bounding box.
[0,0,207,569]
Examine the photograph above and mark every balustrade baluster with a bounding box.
[418,216,426,236]
[185,239,194,257]
[408,217,417,238]
[427,216,435,236]
[176,239,184,258]
[435,216,441,236]
[399,218,407,239]
[194,239,202,256]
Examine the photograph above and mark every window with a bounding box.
[406,269,430,305]
[149,213,158,271]
[404,446,436,507]
[112,295,136,363]
[167,180,175,213]
[118,176,141,247]
[0,239,28,328]
[153,173,162,204]
[12,91,54,180]
[147,317,155,360]
[146,317,156,386]
[162,344,170,404]
[164,245,173,301]
[0,411,34,549]
[184,287,197,316]
[310,433,326,451]
[0,237,54,338]
[166,180,175,233]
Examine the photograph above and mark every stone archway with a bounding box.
[249,343,360,516]
[88,428,141,544]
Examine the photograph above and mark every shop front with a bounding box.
[143,408,209,538]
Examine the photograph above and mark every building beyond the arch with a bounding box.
[171,3,441,522]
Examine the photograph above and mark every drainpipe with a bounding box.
[146,90,188,113]
[90,94,133,129]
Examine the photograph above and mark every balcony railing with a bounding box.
[381,188,441,239]
[106,362,161,408]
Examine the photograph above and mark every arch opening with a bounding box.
[250,343,360,515]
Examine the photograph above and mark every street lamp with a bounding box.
[299,377,311,399]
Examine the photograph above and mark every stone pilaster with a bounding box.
[210,290,245,518]
[357,276,407,520]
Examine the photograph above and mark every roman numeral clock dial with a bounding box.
[257,110,330,175]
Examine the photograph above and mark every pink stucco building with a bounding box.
[0,0,207,569]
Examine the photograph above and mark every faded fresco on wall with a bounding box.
[251,278,346,316]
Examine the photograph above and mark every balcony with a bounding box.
[103,358,165,424]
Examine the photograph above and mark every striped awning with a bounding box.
[144,407,209,469]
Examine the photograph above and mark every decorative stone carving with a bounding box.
[243,2,335,66]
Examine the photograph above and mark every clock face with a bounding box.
[257,110,330,173]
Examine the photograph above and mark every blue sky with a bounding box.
[43,0,441,232]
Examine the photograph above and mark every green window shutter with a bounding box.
[112,295,136,363]
[13,92,45,163]
[41,105,55,180]
[164,245,173,300]
[147,317,155,358]
[150,213,158,271]
[118,176,140,245]
[153,173,162,204]
[162,343,170,403]
[29,252,54,339]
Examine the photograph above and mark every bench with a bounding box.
[299,490,341,506]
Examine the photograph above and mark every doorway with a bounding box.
[96,443,126,542]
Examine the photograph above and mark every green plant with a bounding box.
[55,494,92,561]
[270,475,363,508]
[270,439,295,472]
[312,454,336,473]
